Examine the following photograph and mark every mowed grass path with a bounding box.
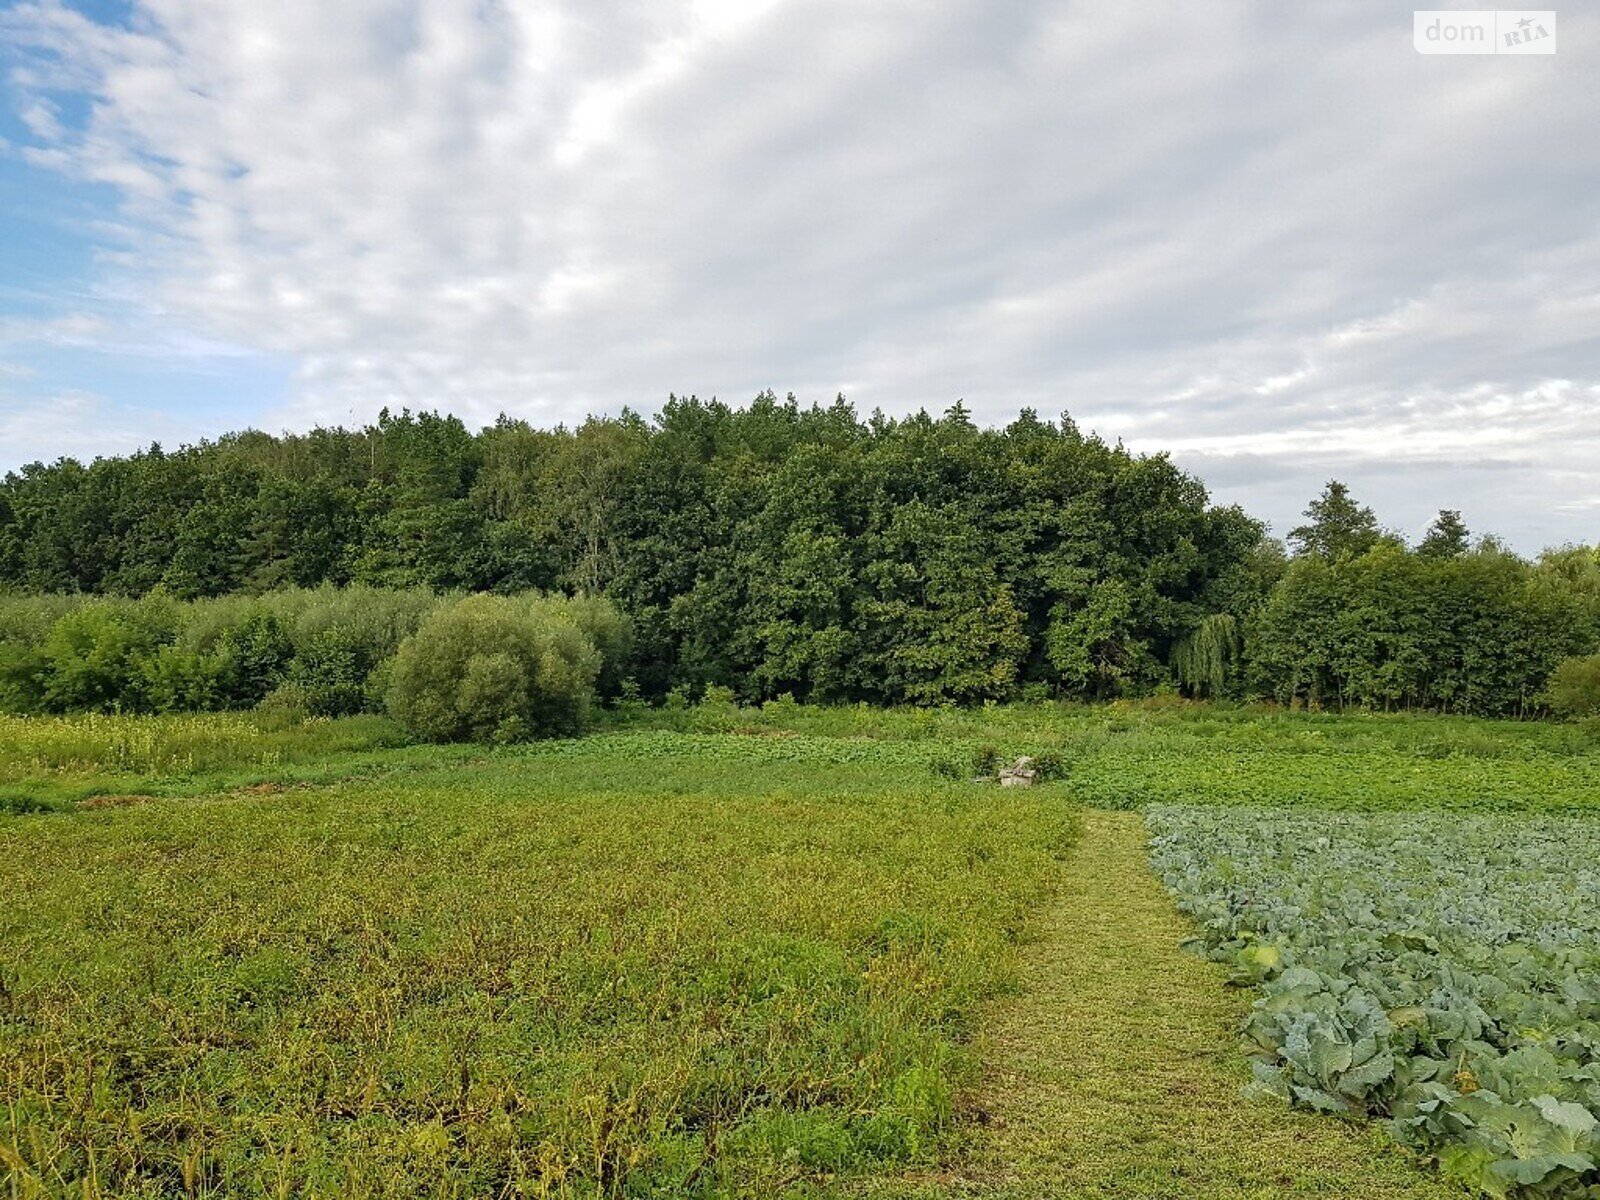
[859,809,1463,1199]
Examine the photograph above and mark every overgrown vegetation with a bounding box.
[0,710,414,811]
[1149,805,1600,1198]
[0,586,437,717]
[1544,653,1600,719]
[0,587,629,744]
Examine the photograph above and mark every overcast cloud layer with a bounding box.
[2,0,1598,549]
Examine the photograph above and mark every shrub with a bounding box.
[0,594,85,646]
[254,683,313,730]
[0,597,59,712]
[278,586,442,716]
[0,640,48,713]
[180,593,289,656]
[286,625,378,717]
[544,593,633,699]
[972,744,1000,777]
[1032,750,1069,781]
[40,597,180,712]
[1544,652,1600,718]
[702,684,737,708]
[282,584,439,663]
[213,611,293,707]
[385,594,602,742]
[139,645,224,712]
[614,677,648,718]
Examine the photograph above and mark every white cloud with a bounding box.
[0,389,185,465]
[0,313,112,347]
[0,310,262,362]
[2,0,1598,546]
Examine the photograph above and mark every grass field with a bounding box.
[3,702,1597,1197]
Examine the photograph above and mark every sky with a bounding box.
[0,0,1596,551]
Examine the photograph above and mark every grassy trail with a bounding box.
[862,809,1462,1199]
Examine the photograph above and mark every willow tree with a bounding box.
[1171,613,1242,698]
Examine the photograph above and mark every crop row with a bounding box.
[1148,805,1600,1198]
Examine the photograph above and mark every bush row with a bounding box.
[0,587,631,743]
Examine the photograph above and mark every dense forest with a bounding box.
[2,395,1598,723]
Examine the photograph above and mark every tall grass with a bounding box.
[0,711,406,784]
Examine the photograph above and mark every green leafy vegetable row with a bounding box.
[1148,805,1600,1198]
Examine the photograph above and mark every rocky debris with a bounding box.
[998,755,1038,787]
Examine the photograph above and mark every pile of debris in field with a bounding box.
[934,747,1066,786]
[993,755,1037,787]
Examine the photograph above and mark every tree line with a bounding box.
[1238,484,1600,717]
[1,395,1597,722]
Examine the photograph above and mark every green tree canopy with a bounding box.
[1418,509,1471,558]
[1288,480,1381,560]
